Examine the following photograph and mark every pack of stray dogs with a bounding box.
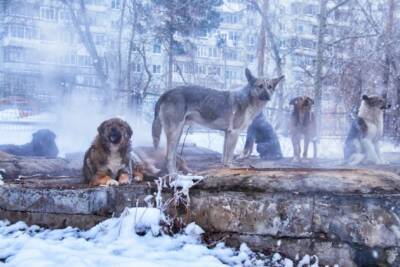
[0,69,392,186]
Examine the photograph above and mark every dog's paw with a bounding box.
[133,175,144,182]
[292,157,301,163]
[235,153,248,161]
[118,173,130,184]
[148,166,161,175]
[105,179,119,186]
[377,159,388,165]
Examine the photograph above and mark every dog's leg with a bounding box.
[223,131,240,166]
[165,123,185,176]
[373,141,386,164]
[222,130,229,164]
[90,171,118,186]
[361,138,380,164]
[303,136,310,159]
[312,140,317,159]
[291,135,301,162]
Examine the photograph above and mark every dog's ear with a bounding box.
[245,68,256,86]
[272,75,284,88]
[289,97,298,105]
[307,97,314,105]
[362,94,369,101]
[126,123,133,138]
[97,121,107,135]
[48,130,56,140]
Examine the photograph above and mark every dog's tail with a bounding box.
[152,99,162,149]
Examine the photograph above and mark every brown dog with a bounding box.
[289,96,317,162]
[83,118,133,186]
[131,146,190,178]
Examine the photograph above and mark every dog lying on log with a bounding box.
[0,129,59,158]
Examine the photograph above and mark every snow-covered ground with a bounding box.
[0,208,301,267]
[185,131,400,159]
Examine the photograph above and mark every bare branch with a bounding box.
[327,0,351,15]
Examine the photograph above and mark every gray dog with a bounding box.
[152,68,284,174]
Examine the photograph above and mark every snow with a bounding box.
[0,109,55,123]
[185,131,400,160]
[0,208,296,267]
[170,174,204,197]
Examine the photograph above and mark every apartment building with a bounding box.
[0,0,350,104]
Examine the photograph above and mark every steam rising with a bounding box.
[50,92,153,157]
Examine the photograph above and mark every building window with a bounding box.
[86,0,105,6]
[223,12,241,24]
[111,0,121,9]
[304,4,318,16]
[225,48,238,60]
[4,47,24,62]
[78,55,92,67]
[228,31,240,42]
[40,7,57,21]
[196,46,208,57]
[196,29,208,38]
[59,10,71,22]
[133,63,141,73]
[208,47,218,57]
[93,33,105,45]
[153,43,161,54]
[152,65,161,73]
[8,25,39,40]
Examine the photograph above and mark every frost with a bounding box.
[170,174,204,197]
[0,209,294,267]
[184,222,205,236]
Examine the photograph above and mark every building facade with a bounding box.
[0,0,350,108]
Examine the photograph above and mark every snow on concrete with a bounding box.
[0,208,296,267]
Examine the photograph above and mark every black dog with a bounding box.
[241,112,283,160]
[0,129,59,158]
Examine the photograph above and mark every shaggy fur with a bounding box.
[240,112,283,160]
[344,94,391,165]
[152,68,284,174]
[0,129,58,158]
[289,96,317,161]
[83,118,133,186]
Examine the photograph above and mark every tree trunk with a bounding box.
[167,34,174,89]
[257,0,268,77]
[62,0,109,95]
[314,0,328,138]
[126,0,138,108]
[117,0,127,92]
[383,0,394,93]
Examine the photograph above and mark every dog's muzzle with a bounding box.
[259,91,270,101]
[109,128,122,144]
[381,104,391,109]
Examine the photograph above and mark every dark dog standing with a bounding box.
[0,129,58,158]
[241,112,283,160]
[83,118,133,186]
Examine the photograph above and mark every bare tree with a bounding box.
[61,0,109,93]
